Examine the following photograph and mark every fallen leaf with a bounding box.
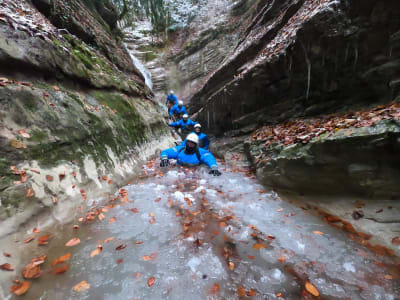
[155,197,161,202]
[276,208,283,212]
[391,237,400,245]
[38,234,50,245]
[108,180,113,184]
[219,222,227,227]
[46,175,54,182]
[73,280,90,292]
[30,169,41,174]
[305,281,319,297]
[104,237,114,243]
[117,259,123,264]
[65,238,80,247]
[376,208,383,213]
[109,217,116,223]
[115,244,127,251]
[135,241,143,244]
[59,173,66,181]
[3,252,11,258]
[384,274,393,280]
[247,289,257,296]
[130,208,139,213]
[248,255,255,260]
[147,276,155,287]
[142,255,151,261]
[312,231,324,235]
[0,263,14,271]
[98,213,105,221]
[209,283,220,294]
[136,272,141,278]
[102,175,108,181]
[237,285,246,297]
[10,281,30,296]
[52,263,69,274]
[277,256,286,263]
[276,293,283,297]
[51,253,71,266]
[24,237,34,243]
[253,243,266,250]
[26,188,34,197]
[149,217,155,224]
[10,139,26,149]
[22,263,41,279]
[33,228,40,233]
[90,245,103,257]
[52,85,60,92]
[73,225,79,230]
[18,129,30,138]
[52,196,57,204]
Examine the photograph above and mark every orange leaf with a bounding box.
[26,188,34,197]
[117,259,123,264]
[305,281,319,297]
[248,255,255,260]
[136,272,141,278]
[147,276,155,287]
[219,222,227,227]
[109,217,116,223]
[52,263,69,274]
[237,285,246,297]
[51,253,71,266]
[247,288,257,296]
[384,274,393,280]
[52,85,60,92]
[22,263,41,279]
[46,175,54,182]
[312,231,324,235]
[0,263,14,271]
[209,283,220,294]
[30,168,40,174]
[3,252,11,257]
[142,255,151,261]
[253,243,266,250]
[277,256,286,263]
[73,280,90,292]
[135,241,143,244]
[10,281,30,296]
[33,228,40,233]
[392,237,400,245]
[149,217,155,224]
[90,245,103,257]
[102,175,108,181]
[228,261,235,270]
[38,234,50,245]
[52,196,57,204]
[59,173,66,181]
[276,208,283,212]
[98,213,105,221]
[149,212,155,217]
[65,238,80,247]
[24,236,34,243]
[276,292,283,297]
[104,237,114,243]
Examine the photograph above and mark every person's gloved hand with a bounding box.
[160,158,170,167]
[209,166,221,176]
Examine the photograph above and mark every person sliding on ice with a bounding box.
[169,101,187,120]
[181,123,210,150]
[160,133,221,176]
[169,114,197,138]
[166,90,178,114]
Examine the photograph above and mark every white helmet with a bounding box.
[186,133,199,145]
[194,123,201,128]
[170,90,174,94]
[182,114,189,119]
[178,100,183,106]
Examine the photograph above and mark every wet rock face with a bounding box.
[0,0,174,236]
[190,0,400,133]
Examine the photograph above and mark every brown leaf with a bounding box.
[52,263,69,275]
[38,234,50,245]
[115,244,127,251]
[52,196,57,204]
[22,263,41,279]
[108,217,116,223]
[10,281,30,296]
[52,85,60,92]
[237,285,246,297]
[3,252,11,258]
[277,256,286,263]
[50,253,71,266]
[90,245,103,257]
[305,281,319,297]
[24,236,35,243]
[147,276,155,287]
[104,237,114,244]
[312,231,324,235]
[30,169,41,174]
[392,237,400,246]
[73,225,79,230]
[33,228,40,233]
[46,175,54,182]
[59,173,66,181]
[98,213,105,221]
[0,263,14,271]
[73,280,90,292]
[248,255,255,260]
[117,259,123,264]
[247,289,257,296]
[65,238,80,247]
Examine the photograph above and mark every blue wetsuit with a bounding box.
[169,119,197,131]
[160,145,217,168]
[169,104,187,116]
[166,94,178,105]
[181,132,210,150]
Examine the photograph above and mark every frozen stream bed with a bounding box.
[5,162,399,299]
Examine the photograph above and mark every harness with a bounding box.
[178,147,201,162]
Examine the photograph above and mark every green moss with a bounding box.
[22,94,37,111]
[30,130,48,143]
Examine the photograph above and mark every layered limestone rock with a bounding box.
[0,0,173,237]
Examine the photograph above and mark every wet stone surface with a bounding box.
[5,161,400,299]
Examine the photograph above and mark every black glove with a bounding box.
[209,166,221,176]
[160,158,170,167]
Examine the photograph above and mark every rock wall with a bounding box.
[0,0,174,237]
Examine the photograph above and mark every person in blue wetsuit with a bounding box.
[181,123,210,150]
[169,114,197,138]
[169,101,187,120]
[166,90,178,113]
[160,133,221,176]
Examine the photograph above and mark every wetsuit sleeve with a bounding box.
[200,151,217,168]
[169,120,179,127]
[169,105,176,116]
[188,120,197,126]
[161,145,184,159]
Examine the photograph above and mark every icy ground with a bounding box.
[12,163,399,299]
